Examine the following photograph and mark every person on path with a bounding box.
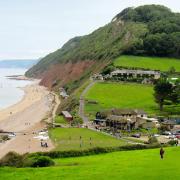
[160,147,165,159]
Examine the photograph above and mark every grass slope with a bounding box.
[0,147,179,180]
[114,55,180,72]
[85,82,180,118]
[49,128,126,151]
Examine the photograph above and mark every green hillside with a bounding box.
[85,82,180,117]
[114,55,180,71]
[26,21,147,77]
[0,147,179,180]
[26,5,180,91]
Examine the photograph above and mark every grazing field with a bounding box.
[113,55,180,72]
[0,147,179,180]
[49,128,126,151]
[84,82,180,118]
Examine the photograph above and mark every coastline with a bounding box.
[0,81,55,157]
[0,80,42,122]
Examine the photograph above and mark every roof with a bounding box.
[162,120,176,125]
[107,115,132,123]
[100,109,146,117]
[62,111,72,118]
[140,117,159,122]
[111,69,160,75]
[134,109,147,115]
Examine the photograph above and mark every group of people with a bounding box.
[41,141,48,148]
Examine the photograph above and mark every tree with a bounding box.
[170,83,180,104]
[154,79,173,111]
[168,66,176,74]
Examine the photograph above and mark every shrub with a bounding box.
[24,155,55,167]
[0,152,23,167]
[168,140,178,146]
[1,135,10,141]
[30,144,162,159]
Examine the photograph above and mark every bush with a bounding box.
[168,140,178,146]
[0,152,55,168]
[1,135,10,141]
[0,152,23,167]
[30,144,162,159]
[24,155,55,167]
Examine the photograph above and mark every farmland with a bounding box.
[84,82,180,118]
[113,55,180,72]
[49,128,126,151]
[0,147,179,180]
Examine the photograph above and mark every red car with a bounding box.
[175,134,180,139]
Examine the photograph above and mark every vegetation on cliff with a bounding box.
[26,5,180,92]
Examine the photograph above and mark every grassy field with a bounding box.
[113,55,180,72]
[84,82,180,118]
[0,147,179,180]
[54,116,68,124]
[49,128,126,151]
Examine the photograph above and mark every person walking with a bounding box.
[160,147,165,159]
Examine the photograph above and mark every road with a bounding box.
[79,81,96,124]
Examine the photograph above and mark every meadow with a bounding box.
[0,147,179,180]
[113,55,180,72]
[49,128,126,151]
[84,82,180,118]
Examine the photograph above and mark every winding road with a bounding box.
[79,81,96,124]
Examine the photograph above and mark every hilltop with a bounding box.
[26,5,180,91]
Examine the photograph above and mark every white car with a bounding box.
[168,135,176,139]
[153,134,160,137]
[163,131,171,136]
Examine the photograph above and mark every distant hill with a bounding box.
[26,5,180,91]
[0,60,38,69]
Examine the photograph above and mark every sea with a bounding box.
[0,68,32,110]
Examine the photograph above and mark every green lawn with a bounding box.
[49,128,126,151]
[0,147,179,180]
[54,116,68,124]
[114,55,180,72]
[85,82,180,118]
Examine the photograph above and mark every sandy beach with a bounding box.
[0,82,55,158]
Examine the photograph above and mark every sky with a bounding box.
[0,0,179,60]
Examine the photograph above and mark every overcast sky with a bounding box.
[0,0,179,59]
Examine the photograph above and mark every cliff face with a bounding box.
[26,20,147,90]
[26,5,180,91]
[39,61,95,88]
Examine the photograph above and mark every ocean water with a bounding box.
[0,68,32,109]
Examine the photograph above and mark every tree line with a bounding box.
[119,5,180,58]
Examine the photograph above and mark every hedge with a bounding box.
[30,143,166,159]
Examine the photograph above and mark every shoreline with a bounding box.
[0,80,41,122]
[0,81,55,157]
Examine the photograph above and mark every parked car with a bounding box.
[175,134,180,139]
[131,133,141,138]
[153,134,160,137]
[162,131,171,136]
[168,135,176,139]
